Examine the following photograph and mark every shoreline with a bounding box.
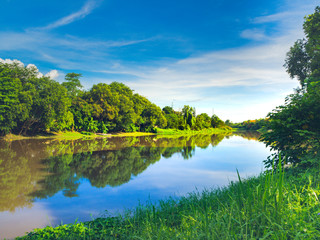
[0,128,235,141]
[17,164,319,239]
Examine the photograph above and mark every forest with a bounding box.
[0,64,228,136]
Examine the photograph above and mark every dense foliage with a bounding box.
[262,6,320,167]
[0,62,72,134]
[0,62,228,135]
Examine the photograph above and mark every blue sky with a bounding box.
[0,0,318,122]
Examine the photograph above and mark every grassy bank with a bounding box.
[154,127,234,136]
[1,131,111,141]
[17,163,320,239]
[1,127,233,141]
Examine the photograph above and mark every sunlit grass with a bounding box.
[155,127,234,136]
[17,162,320,239]
[1,131,111,141]
[111,132,155,137]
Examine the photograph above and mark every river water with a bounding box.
[0,132,270,239]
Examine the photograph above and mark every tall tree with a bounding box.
[62,73,83,97]
[182,105,196,129]
[262,6,320,167]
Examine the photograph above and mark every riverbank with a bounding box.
[1,127,234,141]
[17,162,320,239]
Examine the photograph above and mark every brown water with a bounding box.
[0,131,267,239]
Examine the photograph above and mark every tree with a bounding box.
[284,6,320,87]
[162,106,182,129]
[0,62,72,134]
[211,114,224,128]
[195,113,211,130]
[141,104,167,131]
[262,6,320,167]
[0,69,22,134]
[62,73,83,97]
[182,105,196,129]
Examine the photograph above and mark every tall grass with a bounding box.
[17,164,320,239]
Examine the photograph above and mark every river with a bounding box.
[0,132,270,239]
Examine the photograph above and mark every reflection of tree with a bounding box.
[0,141,47,212]
[32,146,177,199]
[232,131,261,141]
[0,132,229,211]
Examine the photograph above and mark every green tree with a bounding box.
[262,6,320,167]
[18,77,71,133]
[195,113,211,130]
[182,105,196,129]
[284,6,320,87]
[162,106,182,129]
[62,73,83,97]
[211,114,224,128]
[141,104,167,131]
[0,68,22,134]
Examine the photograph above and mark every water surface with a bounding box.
[0,132,270,239]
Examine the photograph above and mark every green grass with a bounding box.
[111,132,156,137]
[17,162,320,239]
[1,131,111,141]
[154,127,234,136]
[2,127,233,141]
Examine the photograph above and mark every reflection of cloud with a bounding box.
[0,203,55,239]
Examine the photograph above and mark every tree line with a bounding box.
[225,118,270,131]
[0,63,227,135]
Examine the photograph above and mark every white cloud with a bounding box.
[240,29,267,41]
[1,59,59,79]
[252,11,295,24]
[36,0,101,30]
[89,7,310,122]
[0,58,24,67]
[45,70,59,79]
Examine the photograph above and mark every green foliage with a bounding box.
[141,104,167,131]
[0,68,22,134]
[162,106,227,132]
[0,61,228,136]
[262,6,320,167]
[262,82,320,166]
[0,62,72,134]
[210,114,225,128]
[162,106,184,129]
[62,73,83,97]
[182,105,196,129]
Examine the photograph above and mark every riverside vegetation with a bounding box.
[0,65,230,137]
[8,5,320,240]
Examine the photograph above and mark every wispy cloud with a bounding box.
[252,11,295,24]
[34,0,101,30]
[240,28,267,41]
[0,30,153,71]
[89,6,312,121]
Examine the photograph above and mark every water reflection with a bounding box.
[0,133,228,212]
[0,132,268,239]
